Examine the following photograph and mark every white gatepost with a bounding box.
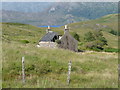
[22,56,25,84]
[67,61,72,85]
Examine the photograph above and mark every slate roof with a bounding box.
[40,31,58,42]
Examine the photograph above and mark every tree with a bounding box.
[72,32,80,41]
[84,31,95,42]
[93,30,107,45]
[84,30,108,51]
[109,30,118,36]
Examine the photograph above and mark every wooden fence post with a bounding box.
[67,60,72,85]
[22,56,25,84]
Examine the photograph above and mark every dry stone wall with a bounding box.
[38,42,57,48]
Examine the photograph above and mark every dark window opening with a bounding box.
[52,35,58,42]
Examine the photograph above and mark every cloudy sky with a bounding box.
[1,0,120,2]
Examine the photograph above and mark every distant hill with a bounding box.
[1,2,118,26]
[2,2,53,13]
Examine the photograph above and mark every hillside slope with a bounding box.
[2,14,118,88]
[50,14,118,49]
[69,14,118,49]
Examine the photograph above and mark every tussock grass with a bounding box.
[2,41,118,88]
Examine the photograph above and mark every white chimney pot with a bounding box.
[65,25,67,29]
[48,26,50,29]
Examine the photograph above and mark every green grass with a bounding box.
[64,14,118,49]
[2,14,118,88]
[102,31,118,49]
[104,48,120,52]
[2,41,118,88]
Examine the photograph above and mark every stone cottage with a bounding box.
[37,26,61,48]
[58,25,78,52]
[37,25,78,52]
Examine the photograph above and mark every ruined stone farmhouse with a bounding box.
[37,25,78,52]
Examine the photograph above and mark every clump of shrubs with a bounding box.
[84,31,95,42]
[84,30,107,51]
[109,29,120,36]
[104,47,120,52]
[20,40,30,44]
[72,32,80,41]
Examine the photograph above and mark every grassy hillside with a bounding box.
[2,14,118,88]
[69,14,118,48]
[51,14,118,50]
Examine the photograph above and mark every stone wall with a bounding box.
[37,41,57,48]
[58,31,78,52]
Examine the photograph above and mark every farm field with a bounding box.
[2,14,118,88]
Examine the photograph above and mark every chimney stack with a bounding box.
[65,25,68,29]
[64,25,69,34]
[46,25,51,33]
[48,25,50,29]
